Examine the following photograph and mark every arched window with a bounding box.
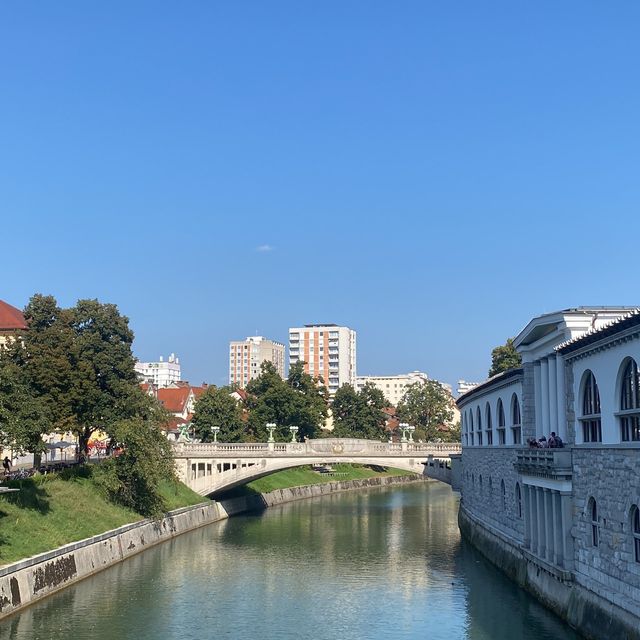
[631,505,640,563]
[476,407,483,446]
[497,399,506,445]
[501,479,506,510]
[581,371,602,443]
[620,359,640,442]
[488,476,493,494]
[588,497,599,547]
[471,473,475,487]
[511,394,522,445]
[479,474,483,494]
[485,403,493,446]
[469,410,475,445]
[515,483,522,518]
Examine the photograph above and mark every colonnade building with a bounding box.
[457,307,640,640]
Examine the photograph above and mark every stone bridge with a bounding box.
[173,438,461,496]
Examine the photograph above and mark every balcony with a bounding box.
[514,448,572,481]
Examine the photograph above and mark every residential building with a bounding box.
[229,336,285,388]
[457,380,480,397]
[0,299,27,348]
[356,371,430,406]
[457,306,640,639]
[135,354,181,388]
[289,324,356,395]
[157,382,207,440]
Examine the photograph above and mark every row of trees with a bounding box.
[192,362,459,443]
[0,294,175,515]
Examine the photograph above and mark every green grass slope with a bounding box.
[0,468,206,565]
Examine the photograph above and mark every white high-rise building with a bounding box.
[356,371,431,407]
[229,336,285,388]
[135,354,181,388]
[288,324,356,395]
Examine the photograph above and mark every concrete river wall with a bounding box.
[0,474,424,620]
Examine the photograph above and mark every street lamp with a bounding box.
[399,422,409,443]
[407,425,416,443]
[266,423,276,442]
[211,426,220,443]
[289,426,299,443]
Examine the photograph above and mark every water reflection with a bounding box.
[0,483,580,640]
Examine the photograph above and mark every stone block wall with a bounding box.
[461,448,524,542]
[572,446,640,619]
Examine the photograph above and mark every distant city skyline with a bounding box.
[2,3,639,390]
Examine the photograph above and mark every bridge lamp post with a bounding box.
[407,425,415,443]
[266,423,276,443]
[211,426,220,443]
[289,426,299,443]
[399,422,409,443]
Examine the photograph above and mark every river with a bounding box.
[0,482,580,640]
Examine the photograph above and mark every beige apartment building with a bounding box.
[289,324,356,395]
[356,371,431,407]
[229,336,285,388]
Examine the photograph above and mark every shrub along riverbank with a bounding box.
[0,466,204,565]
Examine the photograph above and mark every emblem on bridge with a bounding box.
[331,443,344,454]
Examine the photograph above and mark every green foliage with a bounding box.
[245,361,328,441]
[331,382,387,439]
[489,338,522,377]
[396,380,454,442]
[192,386,244,442]
[93,418,176,517]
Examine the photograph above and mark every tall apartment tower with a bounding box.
[229,336,285,388]
[288,324,356,395]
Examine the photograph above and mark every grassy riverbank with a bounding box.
[0,467,205,565]
[221,464,417,497]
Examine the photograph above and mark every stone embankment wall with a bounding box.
[459,505,640,640]
[0,474,424,620]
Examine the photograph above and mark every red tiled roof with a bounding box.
[192,386,207,398]
[0,300,27,331]
[157,387,191,413]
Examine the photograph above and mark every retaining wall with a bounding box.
[0,473,425,620]
[459,504,640,640]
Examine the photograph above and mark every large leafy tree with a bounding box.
[245,361,328,441]
[396,380,454,442]
[489,338,522,377]
[331,382,387,439]
[191,386,244,442]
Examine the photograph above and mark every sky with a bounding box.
[2,2,640,389]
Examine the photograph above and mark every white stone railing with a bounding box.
[173,438,461,458]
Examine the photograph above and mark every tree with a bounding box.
[191,386,244,442]
[331,382,387,439]
[396,381,454,442]
[489,338,522,377]
[93,417,176,517]
[245,361,328,441]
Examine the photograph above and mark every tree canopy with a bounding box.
[191,386,245,442]
[396,380,455,442]
[489,338,522,377]
[331,382,387,439]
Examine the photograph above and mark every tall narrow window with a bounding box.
[581,371,602,443]
[501,479,506,510]
[485,403,493,445]
[476,407,483,446]
[632,505,640,563]
[589,497,599,547]
[620,359,640,442]
[497,399,506,445]
[516,483,522,518]
[469,411,474,445]
[511,395,522,444]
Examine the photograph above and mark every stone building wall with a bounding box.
[572,446,640,619]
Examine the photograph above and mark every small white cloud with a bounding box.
[256,244,274,252]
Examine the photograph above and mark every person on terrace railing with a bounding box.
[548,432,564,448]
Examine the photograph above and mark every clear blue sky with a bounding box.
[2,2,640,388]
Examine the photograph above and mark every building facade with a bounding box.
[0,299,27,348]
[457,307,640,640]
[135,354,181,388]
[356,371,430,406]
[229,336,285,388]
[289,324,356,395]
